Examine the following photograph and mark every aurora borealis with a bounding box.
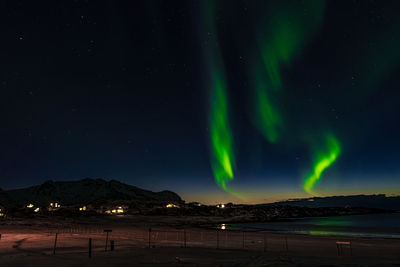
[1,1,400,204]
[303,134,341,195]
[204,1,236,192]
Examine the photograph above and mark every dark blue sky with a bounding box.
[1,1,399,204]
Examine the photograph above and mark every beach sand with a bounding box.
[1,217,400,266]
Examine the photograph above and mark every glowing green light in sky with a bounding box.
[253,69,283,143]
[254,0,325,142]
[210,74,235,191]
[303,134,341,195]
[204,1,235,192]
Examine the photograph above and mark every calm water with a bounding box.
[231,212,400,238]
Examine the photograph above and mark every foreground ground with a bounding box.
[0,246,399,267]
[0,217,400,266]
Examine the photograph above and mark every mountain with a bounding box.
[0,178,183,208]
[271,194,400,210]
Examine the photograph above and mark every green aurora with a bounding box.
[303,134,341,195]
[204,1,236,192]
[253,0,325,143]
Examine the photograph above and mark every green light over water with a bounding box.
[303,135,341,195]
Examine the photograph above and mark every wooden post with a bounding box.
[183,229,187,248]
[263,233,267,252]
[148,228,151,248]
[217,229,220,248]
[105,232,109,251]
[89,238,92,258]
[53,233,58,255]
[242,232,245,249]
[104,229,112,251]
[285,236,288,251]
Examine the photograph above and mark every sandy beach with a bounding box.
[1,217,400,266]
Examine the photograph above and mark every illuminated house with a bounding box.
[79,206,87,211]
[166,203,179,208]
[48,202,61,211]
[104,206,126,214]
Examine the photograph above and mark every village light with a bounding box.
[27,204,34,208]
[116,207,124,213]
[34,207,40,213]
[166,203,179,208]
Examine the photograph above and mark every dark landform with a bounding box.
[0,179,395,226]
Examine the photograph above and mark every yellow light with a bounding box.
[27,204,34,208]
[34,208,40,213]
[166,203,179,208]
[111,209,117,213]
[105,210,111,214]
[221,224,226,230]
[117,209,124,213]
[0,213,4,217]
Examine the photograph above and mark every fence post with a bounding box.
[263,233,267,252]
[216,229,219,249]
[242,232,245,249]
[183,229,187,248]
[285,236,288,251]
[89,238,92,258]
[104,229,112,251]
[53,233,58,255]
[148,228,152,248]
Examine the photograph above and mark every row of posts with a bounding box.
[3,230,352,258]
[53,229,115,258]
[147,228,288,252]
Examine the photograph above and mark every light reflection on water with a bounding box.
[233,213,400,238]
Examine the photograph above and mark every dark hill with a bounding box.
[1,178,183,208]
[271,194,400,210]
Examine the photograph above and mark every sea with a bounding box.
[230,212,400,238]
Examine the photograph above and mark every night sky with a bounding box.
[1,1,400,204]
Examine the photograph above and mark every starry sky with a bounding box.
[1,1,400,204]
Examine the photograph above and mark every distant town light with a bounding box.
[27,204,34,208]
[166,203,179,208]
[79,206,87,211]
[50,202,61,209]
[220,224,226,230]
[34,207,40,213]
[217,204,225,208]
[0,212,4,217]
